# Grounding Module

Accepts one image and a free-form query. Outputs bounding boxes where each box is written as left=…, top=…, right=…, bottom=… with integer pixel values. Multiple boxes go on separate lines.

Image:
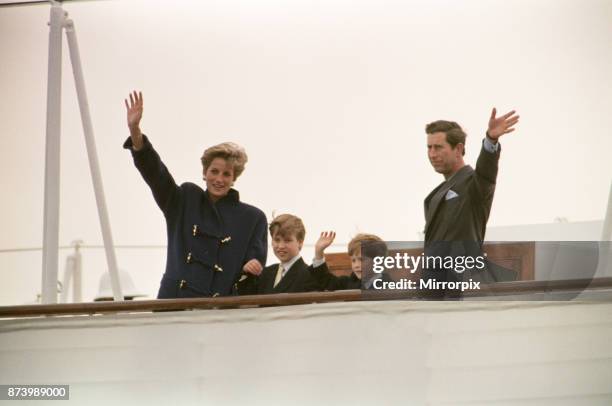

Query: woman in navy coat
left=123, top=91, right=267, bottom=298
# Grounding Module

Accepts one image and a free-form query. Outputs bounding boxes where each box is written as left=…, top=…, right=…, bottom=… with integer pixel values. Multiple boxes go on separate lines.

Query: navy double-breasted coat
left=124, top=135, right=268, bottom=298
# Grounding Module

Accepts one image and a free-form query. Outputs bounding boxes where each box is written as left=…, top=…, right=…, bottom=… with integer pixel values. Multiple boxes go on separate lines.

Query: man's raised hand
left=124, top=90, right=144, bottom=150
left=487, top=107, right=519, bottom=141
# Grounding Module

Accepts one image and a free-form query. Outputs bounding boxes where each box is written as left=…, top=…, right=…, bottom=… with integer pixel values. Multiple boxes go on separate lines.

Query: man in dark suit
left=422, top=108, right=519, bottom=285
left=237, top=214, right=318, bottom=294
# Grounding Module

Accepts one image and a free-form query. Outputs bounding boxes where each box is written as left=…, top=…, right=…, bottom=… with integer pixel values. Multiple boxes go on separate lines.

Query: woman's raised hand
left=124, top=90, right=144, bottom=150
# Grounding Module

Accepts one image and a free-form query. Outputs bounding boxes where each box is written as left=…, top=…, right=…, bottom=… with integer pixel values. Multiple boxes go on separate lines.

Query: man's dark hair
left=425, top=120, right=467, bottom=156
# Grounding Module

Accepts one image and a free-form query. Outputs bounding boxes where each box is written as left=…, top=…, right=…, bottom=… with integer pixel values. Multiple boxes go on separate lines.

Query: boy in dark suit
left=237, top=214, right=317, bottom=294
left=310, top=232, right=389, bottom=290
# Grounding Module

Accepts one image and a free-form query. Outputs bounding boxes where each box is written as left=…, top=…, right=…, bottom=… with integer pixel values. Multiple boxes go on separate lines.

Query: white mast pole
left=65, top=18, right=124, bottom=301
left=41, top=1, right=124, bottom=302
left=41, top=1, right=65, bottom=304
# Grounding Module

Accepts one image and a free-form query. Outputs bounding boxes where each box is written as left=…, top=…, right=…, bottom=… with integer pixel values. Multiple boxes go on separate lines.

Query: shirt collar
left=446, top=165, right=471, bottom=183
left=280, top=255, right=302, bottom=274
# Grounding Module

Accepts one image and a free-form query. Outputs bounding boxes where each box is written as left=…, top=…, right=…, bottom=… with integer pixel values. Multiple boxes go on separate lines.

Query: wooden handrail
left=1, top=277, right=611, bottom=319
left=0, top=290, right=362, bottom=318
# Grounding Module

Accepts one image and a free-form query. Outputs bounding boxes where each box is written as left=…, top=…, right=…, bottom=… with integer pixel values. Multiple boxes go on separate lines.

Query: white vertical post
left=41, top=2, right=65, bottom=304
left=597, top=181, right=612, bottom=279
left=72, top=240, right=83, bottom=302
left=59, top=255, right=74, bottom=303
left=602, top=181, right=612, bottom=241
left=59, top=241, right=83, bottom=303
left=65, top=19, right=123, bottom=301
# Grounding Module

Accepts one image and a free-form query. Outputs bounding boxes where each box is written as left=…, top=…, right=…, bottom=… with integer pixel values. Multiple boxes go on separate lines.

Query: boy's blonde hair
left=269, top=214, right=306, bottom=242
left=348, top=233, right=387, bottom=258
left=201, top=142, right=248, bottom=180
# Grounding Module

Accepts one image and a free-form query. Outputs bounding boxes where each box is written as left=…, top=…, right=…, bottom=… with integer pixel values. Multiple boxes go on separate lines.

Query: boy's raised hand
left=315, top=231, right=336, bottom=260
left=124, top=90, right=144, bottom=150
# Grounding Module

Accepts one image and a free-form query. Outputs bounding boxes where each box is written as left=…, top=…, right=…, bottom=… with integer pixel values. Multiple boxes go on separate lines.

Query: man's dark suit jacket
left=237, top=257, right=318, bottom=295
left=424, top=141, right=499, bottom=245
left=423, top=141, right=515, bottom=284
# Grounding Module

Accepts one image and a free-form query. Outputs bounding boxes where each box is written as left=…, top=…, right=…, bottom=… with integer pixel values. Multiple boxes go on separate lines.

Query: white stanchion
left=41, top=1, right=124, bottom=302
left=65, top=19, right=123, bottom=301
left=41, top=2, right=65, bottom=304
left=602, top=181, right=612, bottom=241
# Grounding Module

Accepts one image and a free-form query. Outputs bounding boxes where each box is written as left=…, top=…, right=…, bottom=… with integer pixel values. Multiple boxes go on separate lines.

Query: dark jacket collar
left=204, top=188, right=240, bottom=205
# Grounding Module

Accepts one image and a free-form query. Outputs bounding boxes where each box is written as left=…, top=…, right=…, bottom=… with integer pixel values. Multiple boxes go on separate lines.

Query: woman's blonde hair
left=201, top=142, right=248, bottom=180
